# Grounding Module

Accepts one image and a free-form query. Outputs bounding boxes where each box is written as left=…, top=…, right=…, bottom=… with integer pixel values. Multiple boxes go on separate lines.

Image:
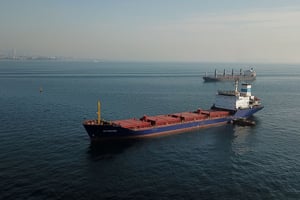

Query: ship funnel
left=241, top=83, right=251, bottom=96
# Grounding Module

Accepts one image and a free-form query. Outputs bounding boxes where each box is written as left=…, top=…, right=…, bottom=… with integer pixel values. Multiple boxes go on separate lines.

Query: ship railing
left=84, top=119, right=111, bottom=125
left=218, top=90, right=238, bottom=96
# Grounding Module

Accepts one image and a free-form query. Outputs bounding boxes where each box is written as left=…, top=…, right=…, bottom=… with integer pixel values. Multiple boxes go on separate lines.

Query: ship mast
left=97, top=101, right=101, bottom=124
left=234, top=79, right=239, bottom=93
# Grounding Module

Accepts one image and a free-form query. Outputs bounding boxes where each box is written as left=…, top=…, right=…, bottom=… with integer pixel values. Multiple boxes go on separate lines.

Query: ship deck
left=84, top=109, right=231, bottom=130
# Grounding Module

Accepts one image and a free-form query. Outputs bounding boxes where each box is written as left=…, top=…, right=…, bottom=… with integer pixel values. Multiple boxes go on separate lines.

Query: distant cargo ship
left=203, top=68, right=256, bottom=82
left=83, top=82, right=263, bottom=142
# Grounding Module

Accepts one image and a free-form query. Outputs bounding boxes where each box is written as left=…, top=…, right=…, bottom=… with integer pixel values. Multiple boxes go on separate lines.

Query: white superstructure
left=243, top=68, right=256, bottom=77
left=214, top=82, right=261, bottom=111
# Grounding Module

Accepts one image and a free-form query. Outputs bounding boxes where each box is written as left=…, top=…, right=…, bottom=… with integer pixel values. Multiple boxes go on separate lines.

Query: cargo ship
left=203, top=68, right=256, bottom=82
left=83, top=82, right=263, bottom=141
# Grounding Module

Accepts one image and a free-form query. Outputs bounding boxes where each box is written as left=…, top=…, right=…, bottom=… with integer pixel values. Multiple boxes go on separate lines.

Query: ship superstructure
left=214, top=82, right=260, bottom=110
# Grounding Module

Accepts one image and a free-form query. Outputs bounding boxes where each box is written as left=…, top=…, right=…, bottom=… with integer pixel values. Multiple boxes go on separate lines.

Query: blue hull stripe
left=85, top=117, right=229, bottom=140
left=233, top=106, right=264, bottom=118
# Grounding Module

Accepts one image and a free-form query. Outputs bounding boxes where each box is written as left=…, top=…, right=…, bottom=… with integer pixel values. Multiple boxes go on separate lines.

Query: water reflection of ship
left=231, top=116, right=261, bottom=155
left=87, top=140, right=139, bottom=160
left=203, top=68, right=256, bottom=82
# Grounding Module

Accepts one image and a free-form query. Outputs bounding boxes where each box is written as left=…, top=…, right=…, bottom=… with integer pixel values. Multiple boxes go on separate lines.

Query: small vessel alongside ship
left=232, top=118, right=256, bottom=126
left=203, top=68, right=256, bottom=82
left=83, top=82, right=263, bottom=142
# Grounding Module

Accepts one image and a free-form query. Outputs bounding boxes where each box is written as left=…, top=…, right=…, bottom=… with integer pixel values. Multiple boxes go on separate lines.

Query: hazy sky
left=1, top=0, right=300, bottom=63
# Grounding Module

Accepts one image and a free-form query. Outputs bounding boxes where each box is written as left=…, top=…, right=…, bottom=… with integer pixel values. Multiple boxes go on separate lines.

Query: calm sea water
left=0, top=61, right=299, bottom=199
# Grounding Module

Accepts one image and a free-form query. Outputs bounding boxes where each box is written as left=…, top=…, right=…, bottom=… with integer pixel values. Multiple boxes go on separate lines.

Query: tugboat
left=232, top=118, right=256, bottom=126
left=83, top=81, right=263, bottom=141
